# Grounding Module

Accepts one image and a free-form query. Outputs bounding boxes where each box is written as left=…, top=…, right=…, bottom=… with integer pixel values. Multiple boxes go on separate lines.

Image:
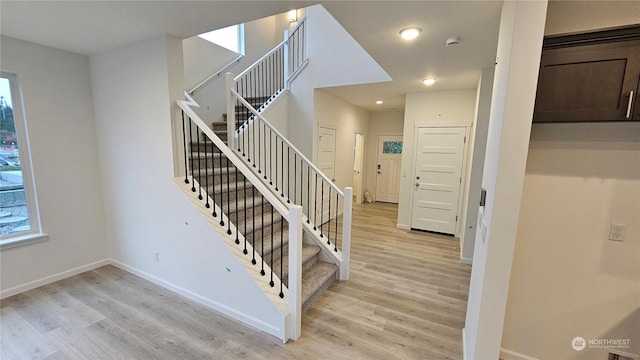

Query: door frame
left=353, top=133, right=365, bottom=204
left=374, top=133, right=403, bottom=202
left=409, top=125, right=470, bottom=237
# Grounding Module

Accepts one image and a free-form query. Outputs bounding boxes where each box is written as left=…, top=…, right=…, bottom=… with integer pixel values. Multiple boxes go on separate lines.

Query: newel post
left=287, top=205, right=303, bottom=340
left=340, top=187, right=353, bottom=280
left=283, top=29, right=290, bottom=88
left=225, top=73, right=236, bottom=151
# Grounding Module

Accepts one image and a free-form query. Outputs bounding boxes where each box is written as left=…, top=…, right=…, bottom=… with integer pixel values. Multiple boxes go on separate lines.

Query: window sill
left=0, top=233, right=49, bottom=250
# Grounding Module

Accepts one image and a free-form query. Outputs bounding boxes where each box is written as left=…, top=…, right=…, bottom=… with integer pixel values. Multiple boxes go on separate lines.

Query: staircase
left=192, top=121, right=338, bottom=312
left=174, top=14, right=351, bottom=341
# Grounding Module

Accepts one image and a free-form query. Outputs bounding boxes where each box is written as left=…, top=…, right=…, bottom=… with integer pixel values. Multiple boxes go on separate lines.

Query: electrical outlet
left=154, top=251, right=160, bottom=262
left=608, top=223, right=626, bottom=242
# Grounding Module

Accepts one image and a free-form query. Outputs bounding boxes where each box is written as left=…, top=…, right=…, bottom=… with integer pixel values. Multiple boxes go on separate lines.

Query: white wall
left=501, top=2, right=640, bottom=359
left=364, top=110, right=404, bottom=201
left=287, top=4, right=391, bottom=159
left=183, top=36, right=238, bottom=92
left=0, top=36, right=108, bottom=297
left=503, top=123, right=640, bottom=359
left=544, top=0, right=640, bottom=36
left=397, top=89, right=477, bottom=235
left=461, top=67, right=494, bottom=264
left=188, top=15, right=281, bottom=124
left=314, top=90, right=370, bottom=191
left=90, top=35, right=285, bottom=337
left=463, top=1, right=547, bottom=359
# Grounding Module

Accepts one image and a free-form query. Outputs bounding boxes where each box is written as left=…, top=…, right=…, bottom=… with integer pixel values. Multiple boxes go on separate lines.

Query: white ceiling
left=0, top=1, right=502, bottom=112
left=320, top=1, right=502, bottom=111
left=0, top=1, right=316, bottom=55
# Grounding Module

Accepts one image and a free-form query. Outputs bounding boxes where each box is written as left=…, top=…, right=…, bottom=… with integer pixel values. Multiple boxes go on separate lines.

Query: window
left=0, top=72, right=45, bottom=248
left=198, top=24, right=245, bottom=55
left=382, top=141, right=403, bottom=154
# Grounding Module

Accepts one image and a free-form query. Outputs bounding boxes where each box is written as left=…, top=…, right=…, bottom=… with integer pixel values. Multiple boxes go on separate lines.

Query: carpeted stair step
left=226, top=195, right=271, bottom=224
left=242, top=226, right=289, bottom=265
left=271, top=244, right=321, bottom=287
left=191, top=165, right=246, bottom=186
left=301, top=262, right=338, bottom=313
left=243, top=212, right=284, bottom=242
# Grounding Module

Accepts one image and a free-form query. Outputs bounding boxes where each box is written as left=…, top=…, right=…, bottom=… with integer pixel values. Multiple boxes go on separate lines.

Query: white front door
left=376, top=135, right=403, bottom=203
left=411, top=127, right=466, bottom=235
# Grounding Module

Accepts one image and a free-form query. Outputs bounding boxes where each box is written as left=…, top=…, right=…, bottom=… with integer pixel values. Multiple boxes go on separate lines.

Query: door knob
left=415, top=183, right=420, bottom=187
left=377, top=171, right=381, bottom=174
left=416, top=176, right=420, bottom=180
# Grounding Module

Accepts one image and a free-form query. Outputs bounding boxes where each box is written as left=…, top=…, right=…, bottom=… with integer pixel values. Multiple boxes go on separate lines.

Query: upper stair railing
left=176, top=94, right=303, bottom=341
left=225, top=16, right=352, bottom=280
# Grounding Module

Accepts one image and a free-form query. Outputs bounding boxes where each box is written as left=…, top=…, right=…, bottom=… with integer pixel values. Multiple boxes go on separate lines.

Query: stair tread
left=245, top=227, right=289, bottom=261
left=226, top=195, right=267, bottom=214
left=272, top=244, right=321, bottom=280
left=301, top=262, right=338, bottom=309
left=206, top=181, right=251, bottom=194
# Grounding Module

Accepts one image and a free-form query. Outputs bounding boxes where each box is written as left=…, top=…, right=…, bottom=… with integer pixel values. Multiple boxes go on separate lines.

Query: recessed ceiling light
left=423, top=78, right=436, bottom=86
left=399, top=27, right=422, bottom=40
left=376, top=100, right=384, bottom=105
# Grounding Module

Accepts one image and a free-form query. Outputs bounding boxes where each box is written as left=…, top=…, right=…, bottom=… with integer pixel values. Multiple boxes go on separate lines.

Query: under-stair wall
left=91, top=34, right=289, bottom=339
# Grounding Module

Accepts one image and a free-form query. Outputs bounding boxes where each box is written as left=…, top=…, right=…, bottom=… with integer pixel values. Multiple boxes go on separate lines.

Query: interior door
left=353, top=133, right=364, bottom=203
left=376, top=135, right=402, bottom=203
left=317, top=127, right=336, bottom=224
left=411, top=127, right=466, bottom=235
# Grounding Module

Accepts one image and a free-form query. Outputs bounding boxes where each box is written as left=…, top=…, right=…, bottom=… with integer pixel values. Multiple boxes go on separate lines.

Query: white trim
left=110, top=259, right=285, bottom=340
left=286, top=59, right=309, bottom=88
left=460, top=257, right=473, bottom=265
left=456, top=127, right=471, bottom=237
left=462, top=328, right=468, bottom=360
left=500, top=348, right=540, bottom=360
left=0, top=258, right=110, bottom=299
left=396, top=223, right=410, bottom=230
left=414, top=120, right=472, bottom=128
left=0, top=232, right=49, bottom=250
left=0, top=72, right=43, bottom=241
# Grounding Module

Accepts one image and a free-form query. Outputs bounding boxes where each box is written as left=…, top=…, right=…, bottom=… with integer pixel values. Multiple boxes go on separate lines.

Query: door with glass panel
left=375, top=135, right=403, bottom=203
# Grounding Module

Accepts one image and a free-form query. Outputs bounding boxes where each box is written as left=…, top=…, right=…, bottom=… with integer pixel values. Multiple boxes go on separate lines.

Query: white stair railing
left=224, top=16, right=351, bottom=280
left=177, top=93, right=303, bottom=340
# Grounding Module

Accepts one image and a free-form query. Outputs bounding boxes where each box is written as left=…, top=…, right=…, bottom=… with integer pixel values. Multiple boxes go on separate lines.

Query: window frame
left=0, top=71, right=47, bottom=249
left=198, top=23, right=245, bottom=56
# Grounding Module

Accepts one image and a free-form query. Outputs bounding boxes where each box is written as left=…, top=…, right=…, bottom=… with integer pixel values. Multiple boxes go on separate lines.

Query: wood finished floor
left=0, top=202, right=471, bottom=360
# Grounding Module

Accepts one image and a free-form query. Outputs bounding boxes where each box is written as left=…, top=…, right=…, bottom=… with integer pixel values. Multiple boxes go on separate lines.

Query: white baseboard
left=500, top=348, right=539, bottom=360
left=109, top=259, right=284, bottom=341
left=396, top=223, right=410, bottom=230
left=0, top=258, right=111, bottom=299
left=460, top=257, right=473, bottom=265
left=462, top=328, right=468, bottom=360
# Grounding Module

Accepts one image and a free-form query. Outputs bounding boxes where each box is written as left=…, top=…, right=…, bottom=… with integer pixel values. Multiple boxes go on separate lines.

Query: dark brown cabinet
left=533, top=25, right=640, bottom=123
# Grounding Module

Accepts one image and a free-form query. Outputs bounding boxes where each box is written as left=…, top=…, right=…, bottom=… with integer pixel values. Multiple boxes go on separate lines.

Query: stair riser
left=211, top=131, right=228, bottom=141
left=244, top=221, right=284, bottom=247
left=190, top=144, right=225, bottom=154
left=192, top=170, right=245, bottom=187
left=282, top=253, right=319, bottom=287
left=188, top=156, right=225, bottom=170
left=228, top=204, right=274, bottom=226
